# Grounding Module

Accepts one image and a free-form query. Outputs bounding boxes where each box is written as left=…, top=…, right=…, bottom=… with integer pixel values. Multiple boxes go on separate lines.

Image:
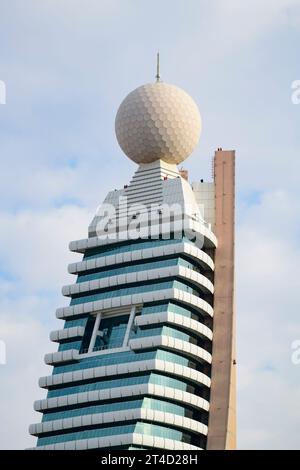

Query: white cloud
left=215, top=0, right=298, bottom=37
left=237, top=188, right=300, bottom=449
left=0, top=206, right=91, bottom=291
left=0, top=204, right=93, bottom=448
left=0, top=312, right=55, bottom=449
left=238, top=370, right=300, bottom=449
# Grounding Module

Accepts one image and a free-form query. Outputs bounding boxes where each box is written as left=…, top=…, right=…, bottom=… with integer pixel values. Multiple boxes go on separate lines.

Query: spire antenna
left=155, top=51, right=160, bottom=82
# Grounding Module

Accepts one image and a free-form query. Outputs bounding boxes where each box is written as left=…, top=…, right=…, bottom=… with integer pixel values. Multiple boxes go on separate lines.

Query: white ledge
left=50, top=326, right=85, bottom=343
left=44, top=349, right=79, bottom=366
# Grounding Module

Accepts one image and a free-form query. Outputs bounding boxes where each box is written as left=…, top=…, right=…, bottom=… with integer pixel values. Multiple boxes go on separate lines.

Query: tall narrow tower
left=29, top=77, right=236, bottom=450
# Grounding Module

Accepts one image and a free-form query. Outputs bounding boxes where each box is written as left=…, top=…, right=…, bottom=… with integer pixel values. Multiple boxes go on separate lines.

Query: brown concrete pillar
left=206, top=149, right=236, bottom=450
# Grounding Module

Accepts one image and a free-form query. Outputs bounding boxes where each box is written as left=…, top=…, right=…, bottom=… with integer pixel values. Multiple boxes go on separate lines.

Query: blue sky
left=0, top=0, right=300, bottom=449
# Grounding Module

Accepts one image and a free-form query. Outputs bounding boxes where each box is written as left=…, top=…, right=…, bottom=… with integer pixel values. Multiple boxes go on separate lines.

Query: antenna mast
left=155, top=52, right=160, bottom=82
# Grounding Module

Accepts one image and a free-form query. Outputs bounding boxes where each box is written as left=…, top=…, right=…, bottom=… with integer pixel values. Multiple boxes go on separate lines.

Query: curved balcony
left=69, top=219, right=217, bottom=255
left=56, top=288, right=213, bottom=321
left=29, top=432, right=202, bottom=450
left=68, top=241, right=214, bottom=275
left=135, top=311, right=213, bottom=341
left=129, top=335, right=212, bottom=365
left=34, top=383, right=209, bottom=414
left=62, top=265, right=214, bottom=298
left=39, top=358, right=211, bottom=390
left=30, top=407, right=208, bottom=438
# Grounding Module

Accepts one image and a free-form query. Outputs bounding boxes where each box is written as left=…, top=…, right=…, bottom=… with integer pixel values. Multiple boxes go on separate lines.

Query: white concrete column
left=88, top=312, right=102, bottom=353
left=123, top=306, right=136, bottom=347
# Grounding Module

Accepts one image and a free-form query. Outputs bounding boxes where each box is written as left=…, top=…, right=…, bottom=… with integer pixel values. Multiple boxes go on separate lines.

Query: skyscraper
left=29, top=73, right=236, bottom=450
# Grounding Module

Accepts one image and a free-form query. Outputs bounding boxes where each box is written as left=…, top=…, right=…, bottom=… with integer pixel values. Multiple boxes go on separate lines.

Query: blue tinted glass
left=52, top=350, right=156, bottom=375
left=142, top=397, right=186, bottom=416
left=134, top=422, right=196, bottom=442
left=130, top=325, right=196, bottom=344
left=52, top=347, right=194, bottom=375
left=48, top=374, right=150, bottom=398
left=149, top=373, right=192, bottom=392
left=37, top=424, right=136, bottom=446
left=94, top=314, right=129, bottom=350
left=76, top=257, right=199, bottom=284
left=156, top=349, right=195, bottom=367
left=43, top=399, right=143, bottom=422
left=63, top=318, right=88, bottom=329
left=70, top=281, right=173, bottom=306
left=58, top=341, right=82, bottom=352
left=47, top=372, right=194, bottom=399
left=141, top=302, right=201, bottom=320
left=77, top=259, right=178, bottom=283
left=42, top=397, right=192, bottom=423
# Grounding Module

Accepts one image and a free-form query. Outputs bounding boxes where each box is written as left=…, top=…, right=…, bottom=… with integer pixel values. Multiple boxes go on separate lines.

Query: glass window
left=63, top=318, right=88, bottom=329
left=47, top=372, right=198, bottom=399
left=134, top=422, right=198, bottom=444
left=43, top=399, right=143, bottom=422
left=94, top=314, right=129, bottom=351
left=77, top=258, right=178, bottom=283
left=47, top=374, right=151, bottom=398
left=52, top=350, right=156, bottom=375
left=130, top=325, right=203, bottom=346
left=141, top=301, right=204, bottom=322
left=58, top=341, right=82, bottom=352
left=37, top=424, right=136, bottom=446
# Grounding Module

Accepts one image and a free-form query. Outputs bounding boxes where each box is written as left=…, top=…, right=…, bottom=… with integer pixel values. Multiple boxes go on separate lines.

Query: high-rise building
left=29, top=73, right=236, bottom=450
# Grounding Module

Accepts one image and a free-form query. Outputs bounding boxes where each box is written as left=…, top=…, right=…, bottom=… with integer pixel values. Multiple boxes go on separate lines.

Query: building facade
left=29, top=79, right=236, bottom=450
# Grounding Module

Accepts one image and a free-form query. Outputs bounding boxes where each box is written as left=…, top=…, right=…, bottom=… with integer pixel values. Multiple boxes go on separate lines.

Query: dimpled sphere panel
left=115, top=82, right=201, bottom=165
